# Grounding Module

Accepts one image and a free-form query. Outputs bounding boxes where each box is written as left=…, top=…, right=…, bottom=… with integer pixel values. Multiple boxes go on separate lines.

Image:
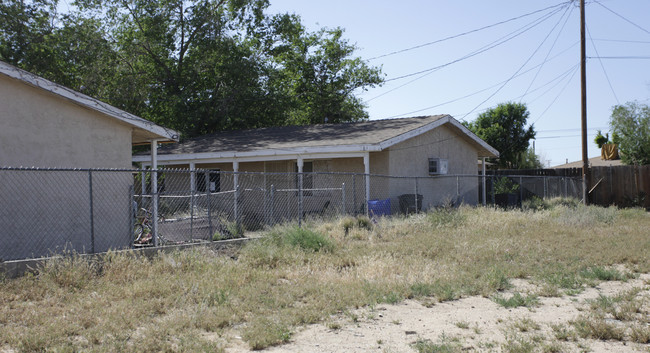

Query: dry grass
left=0, top=201, right=648, bottom=352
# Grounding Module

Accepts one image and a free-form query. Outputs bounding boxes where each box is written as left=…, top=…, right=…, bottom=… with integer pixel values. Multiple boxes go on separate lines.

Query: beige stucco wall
left=387, top=125, right=480, bottom=208
left=0, top=74, right=133, bottom=168
left=0, top=75, right=136, bottom=259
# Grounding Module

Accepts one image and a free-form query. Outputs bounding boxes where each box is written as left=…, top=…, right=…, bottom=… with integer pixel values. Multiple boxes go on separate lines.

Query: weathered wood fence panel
left=589, top=165, right=650, bottom=208
left=487, top=166, right=650, bottom=208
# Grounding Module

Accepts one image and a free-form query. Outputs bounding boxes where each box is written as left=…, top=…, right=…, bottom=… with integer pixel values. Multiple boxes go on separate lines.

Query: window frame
left=428, top=158, right=448, bottom=175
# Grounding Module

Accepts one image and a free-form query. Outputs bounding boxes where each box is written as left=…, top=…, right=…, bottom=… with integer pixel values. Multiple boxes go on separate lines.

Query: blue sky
left=268, top=0, right=650, bottom=167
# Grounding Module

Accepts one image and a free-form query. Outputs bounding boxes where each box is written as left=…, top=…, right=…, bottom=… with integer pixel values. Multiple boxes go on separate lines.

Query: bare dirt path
left=226, top=274, right=650, bottom=353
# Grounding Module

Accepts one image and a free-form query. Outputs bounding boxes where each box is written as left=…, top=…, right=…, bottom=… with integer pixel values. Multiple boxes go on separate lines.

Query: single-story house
left=133, top=115, right=498, bottom=224
left=0, top=60, right=179, bottom=260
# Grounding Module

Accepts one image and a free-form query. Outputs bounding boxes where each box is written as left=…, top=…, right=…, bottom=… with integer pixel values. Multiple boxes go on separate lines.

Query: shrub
left=492, top=293, right=539, bottom=309
left=521, top=196, right=548, bottom=211
left=282, top=227, right=335, bottom=253
left=427, top=207, right=465, bottom=228
left=494, top=177, right=520, bottom=194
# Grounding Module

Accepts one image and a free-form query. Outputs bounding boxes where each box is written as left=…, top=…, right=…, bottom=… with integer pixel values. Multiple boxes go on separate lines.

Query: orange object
left=601, top=144, right=619, bottom=160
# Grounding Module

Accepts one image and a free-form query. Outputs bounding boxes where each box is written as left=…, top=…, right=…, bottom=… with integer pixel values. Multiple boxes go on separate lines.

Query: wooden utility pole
left=580, top=0, right=589, bottom=205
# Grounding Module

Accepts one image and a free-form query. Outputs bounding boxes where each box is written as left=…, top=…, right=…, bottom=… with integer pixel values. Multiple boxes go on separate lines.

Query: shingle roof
left=154, top=115, right=498, bottom=157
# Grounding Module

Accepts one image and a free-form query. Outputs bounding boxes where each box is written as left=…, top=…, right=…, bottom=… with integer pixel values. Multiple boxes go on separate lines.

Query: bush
left=275, top=226, right=335, bottom=253
left=522, top=196, right=548, bottom=211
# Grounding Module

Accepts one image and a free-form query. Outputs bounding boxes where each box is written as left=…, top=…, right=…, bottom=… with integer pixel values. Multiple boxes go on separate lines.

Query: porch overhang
left=133, top=148, right=373, bottom=167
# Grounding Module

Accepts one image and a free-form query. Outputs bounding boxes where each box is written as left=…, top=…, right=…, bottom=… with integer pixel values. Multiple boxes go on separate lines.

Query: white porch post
left=364, top=152, right=370, bottom=216
left=482, top=157, right=487, bottom=206
left=189, top=162, right=196, bottom=192
left=233, top=160, right=240, bottom=227
left=151, top=139, right=159, bottom=247
left=297, top=156, right=304, bottom=227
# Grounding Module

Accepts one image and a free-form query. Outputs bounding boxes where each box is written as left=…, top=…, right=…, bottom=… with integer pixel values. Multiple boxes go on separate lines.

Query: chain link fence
left=1, top=167, right=582, bottom=261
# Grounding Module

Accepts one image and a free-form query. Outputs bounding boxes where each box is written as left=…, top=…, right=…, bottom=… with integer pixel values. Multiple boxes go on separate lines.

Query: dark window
left=428, top=158, right=448, bottom=175
left=428, top=159, right=439, bottom=175
left=196, top=169, right=220, bottom=192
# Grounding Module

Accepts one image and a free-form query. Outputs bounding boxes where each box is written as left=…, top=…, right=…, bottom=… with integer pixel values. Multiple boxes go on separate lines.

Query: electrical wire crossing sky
left=268, top=0, right=650, bottom=167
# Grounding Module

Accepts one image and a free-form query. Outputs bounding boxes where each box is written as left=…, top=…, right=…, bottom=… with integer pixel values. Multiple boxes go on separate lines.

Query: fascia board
left=377, top=115, right=500, bottom=158
left=0, top=61, right=179, bottom=142
left=137, top=152, right=369, bottom=167
left=132, top=145, right=381, bottom=163
left=378, top=115, right=451, bottom=150
left=446, top=118, right=500, bottom=157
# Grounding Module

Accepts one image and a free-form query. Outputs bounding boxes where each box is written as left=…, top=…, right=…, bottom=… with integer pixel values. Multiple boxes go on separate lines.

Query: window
left=428, top=158, right=448, bottom=175
left=295, top=161, right=313, bottom=196
left=196, top=169, right=220, bottom=192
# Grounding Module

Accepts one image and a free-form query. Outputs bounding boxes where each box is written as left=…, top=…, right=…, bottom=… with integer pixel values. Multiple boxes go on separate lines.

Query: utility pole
left=580, top=0, right=589, bottom=205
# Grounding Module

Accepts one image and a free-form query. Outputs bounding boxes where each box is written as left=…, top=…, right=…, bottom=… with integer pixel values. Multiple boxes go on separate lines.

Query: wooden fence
left=487, top=165, right=650, bottom=208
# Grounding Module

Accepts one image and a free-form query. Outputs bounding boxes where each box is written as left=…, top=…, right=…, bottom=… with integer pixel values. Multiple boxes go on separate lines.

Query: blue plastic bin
left=368, top=198, right=391, bottom=217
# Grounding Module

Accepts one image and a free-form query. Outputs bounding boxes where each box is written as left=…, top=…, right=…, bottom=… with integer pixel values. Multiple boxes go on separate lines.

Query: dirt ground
left=226, top=273, right=650, bottom=353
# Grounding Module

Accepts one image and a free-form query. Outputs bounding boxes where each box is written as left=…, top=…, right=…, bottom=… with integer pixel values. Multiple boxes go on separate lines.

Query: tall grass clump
left=550, top=203, right=617, bottom=226
left=36, top=252, right=100, bottom=291
left=426, top=205, right=466, bottom=228
left=272, top=226, right=335, bottom=253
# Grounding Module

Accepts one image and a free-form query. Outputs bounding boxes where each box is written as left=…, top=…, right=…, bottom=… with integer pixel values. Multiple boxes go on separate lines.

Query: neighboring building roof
left=551, top=156, right=624, bottom=169
left=135, top=115, right=498, bottom=162
left=0, top=60, right=179, bottom=144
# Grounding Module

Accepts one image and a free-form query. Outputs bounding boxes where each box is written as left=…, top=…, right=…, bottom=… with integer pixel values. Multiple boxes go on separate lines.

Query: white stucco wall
left=0, top=74, right=133, bottom=168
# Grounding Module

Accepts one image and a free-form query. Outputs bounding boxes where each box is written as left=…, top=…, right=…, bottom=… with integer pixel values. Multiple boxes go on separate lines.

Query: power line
left=525, top=63, right=579, bottom=105
left=591, top=38, right=650, bottom=44
left=380, top=43, right=579, bottom=119
left=594, top=1, right=650, bottom=36
left=367, top=11, right=567, bottom=103
left=521, top=3, right=574, bottom=100
left=587, top=56, right=650, bottom=60
left=382, top=5, right=567, bottom=83
left=460, top=3, right=573, bottom=121
left=537, top=126, right=605, bottom=133
left=366, top=1, right=572, bottom=61
left=586, top=25, right=619, bottom=104
left=531, top=63, right=579, bottom=124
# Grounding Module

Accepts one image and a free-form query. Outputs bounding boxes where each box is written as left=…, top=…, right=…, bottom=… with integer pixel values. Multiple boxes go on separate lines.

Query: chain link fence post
left=205, top=171, right=212, bottom=240
left=520, top=176, right=523, bottom=205
left=341, top=182, right=346, bottom=214
left=270, top=184, right=275, bottom=225
left=298, top=172, right=303, bottom=228
left=88, top=170, right=95, bottom=254
left=414, top=177, right=419, bottom=214
left=129, top=184, right=135, bottom=248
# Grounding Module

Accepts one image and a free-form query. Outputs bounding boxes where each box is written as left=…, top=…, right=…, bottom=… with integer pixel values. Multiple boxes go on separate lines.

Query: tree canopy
left=0, top=0, right=383, bottom=139
left=609, top=101, right=650, bottom=166
left=464, top=102, right=537, bottom=169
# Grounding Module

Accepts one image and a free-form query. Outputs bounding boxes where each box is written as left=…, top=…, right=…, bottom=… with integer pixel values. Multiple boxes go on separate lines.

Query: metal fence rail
left=0, top=167, right=582, bottom=261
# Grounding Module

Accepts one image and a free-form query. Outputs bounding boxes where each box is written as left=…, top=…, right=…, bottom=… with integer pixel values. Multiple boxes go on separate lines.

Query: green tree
left=267, top=16, right=383, bottom=124
left=0, top=0, right=383, bottom=139
left=609, top=101, right=650, bottom=166
left=464, top=102, right=536, bottom=169
left=515, top=147, right=544, bottom=169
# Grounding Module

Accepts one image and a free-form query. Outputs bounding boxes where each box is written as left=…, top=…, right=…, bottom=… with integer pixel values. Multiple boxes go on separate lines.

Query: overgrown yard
left=1, top=199, right=648, bottom=352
